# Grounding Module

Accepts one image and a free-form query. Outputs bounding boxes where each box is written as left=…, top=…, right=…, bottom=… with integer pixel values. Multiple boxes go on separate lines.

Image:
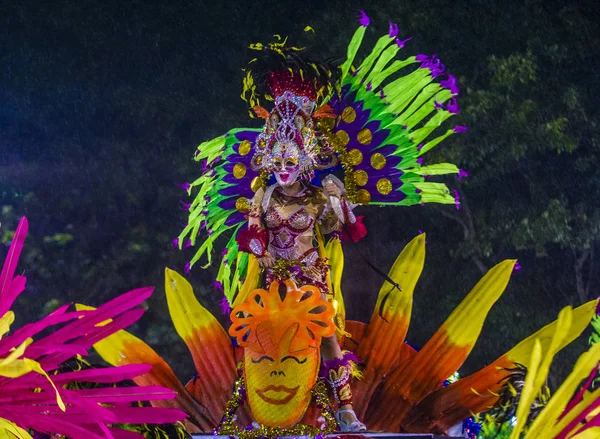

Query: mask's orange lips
left=256, top=385, right=299, bottom=405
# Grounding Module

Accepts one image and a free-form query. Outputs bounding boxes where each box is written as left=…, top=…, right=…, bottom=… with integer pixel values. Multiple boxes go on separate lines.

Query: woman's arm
left=319, top=182, right=367, bottom=242
left=318, top=183, right=344, bottom=234
left=239, top=187, right=275, bottom=268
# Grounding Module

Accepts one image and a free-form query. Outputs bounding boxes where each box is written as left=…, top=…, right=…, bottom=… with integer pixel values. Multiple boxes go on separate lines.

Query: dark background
left=1, top=0, right=599, bottom=388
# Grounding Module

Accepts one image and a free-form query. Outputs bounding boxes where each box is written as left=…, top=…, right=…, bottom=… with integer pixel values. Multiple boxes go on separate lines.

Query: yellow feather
left=509, top=339, right=543, bottom=439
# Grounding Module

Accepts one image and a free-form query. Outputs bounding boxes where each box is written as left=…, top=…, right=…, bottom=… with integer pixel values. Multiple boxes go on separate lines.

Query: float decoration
left=504, top=307, right=600, bottom=439
left=91, top=235, right=598, bottom=436
left=0, top=217, right=186, bottom=439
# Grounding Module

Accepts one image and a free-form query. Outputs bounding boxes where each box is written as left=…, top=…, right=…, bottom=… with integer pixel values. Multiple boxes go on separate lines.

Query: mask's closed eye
left=251, top=356, right=275, bottom=364
left=281, top=356, right=307, bottom=364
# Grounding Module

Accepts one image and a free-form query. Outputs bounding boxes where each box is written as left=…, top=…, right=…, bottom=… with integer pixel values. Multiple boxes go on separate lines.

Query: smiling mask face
left=244, top=323, right=319, bottom=427
left=271, top=141, right=301, bottom=187
left=229, top=281, right=335, bottom=428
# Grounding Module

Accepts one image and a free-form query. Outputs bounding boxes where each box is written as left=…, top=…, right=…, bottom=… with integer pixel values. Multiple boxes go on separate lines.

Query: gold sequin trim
left=356, top=189, right=371, bottom=204
left=235, top=197, right=249, bottom=213
left=233, top=163, right=247, bottom=179
left=370, top=153, right=386, bottom=170
left=347, top=149, right=363, bottom=166
left=250, top=176, right=263, bottom=192
left=335, top=130, right=350, bottom=147
left=238, top=140, right=251, bottom=156
left=377, top=178, right=393, bottom=195
left=341, top=107, right=356, bottom=123
left=354, top=170, right=368, bottom=186
left=357, top=128, right=372, bottom=145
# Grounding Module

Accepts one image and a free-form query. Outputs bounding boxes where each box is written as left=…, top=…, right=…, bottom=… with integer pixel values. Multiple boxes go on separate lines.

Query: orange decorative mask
left=229, top=281, right=335, bottom=427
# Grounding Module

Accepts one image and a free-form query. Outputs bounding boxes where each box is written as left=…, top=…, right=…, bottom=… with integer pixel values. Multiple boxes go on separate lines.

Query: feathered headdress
left=242, top=37, right=340, bottom=180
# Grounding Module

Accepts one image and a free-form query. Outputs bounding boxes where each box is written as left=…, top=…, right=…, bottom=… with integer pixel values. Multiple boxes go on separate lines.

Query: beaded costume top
left=259, top=184, right=339, bottom=261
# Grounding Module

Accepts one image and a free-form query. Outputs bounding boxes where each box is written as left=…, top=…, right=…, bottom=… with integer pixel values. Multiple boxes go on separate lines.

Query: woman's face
left=271, top=142, right=301, bottom=187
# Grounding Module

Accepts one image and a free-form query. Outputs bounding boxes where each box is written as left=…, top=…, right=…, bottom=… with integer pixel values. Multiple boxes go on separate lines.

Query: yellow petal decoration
left=354, top=234, right=425, bottom=418
left=407, top=299, right=597, bottom=432
left=86, top=303, right=214, bottom=430
left=325, top=236, right=346, bottom=334
left=0, top=313, right=66, bottom=412
left=369, top=259, right=516, bottom=430
left=165, top=268, right=237, bottom=423
left=509, top=339, right=543, bottom=439
left=571, top=428, right=600, bottom=439
left=0, top=312, right=15, bottom=339
left=526, top=340, right=600, bottom=439
left=0, top=418, right=33, bottom=439
left=233, top=255, right=261, bottom=308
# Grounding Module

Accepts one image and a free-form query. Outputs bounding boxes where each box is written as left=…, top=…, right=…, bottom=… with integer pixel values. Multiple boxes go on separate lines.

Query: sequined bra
left=264, top=205, right=315, bottom=261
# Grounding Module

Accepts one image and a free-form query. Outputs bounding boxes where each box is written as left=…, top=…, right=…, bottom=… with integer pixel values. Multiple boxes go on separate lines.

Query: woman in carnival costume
left=177, top=11, right=465, bottom=432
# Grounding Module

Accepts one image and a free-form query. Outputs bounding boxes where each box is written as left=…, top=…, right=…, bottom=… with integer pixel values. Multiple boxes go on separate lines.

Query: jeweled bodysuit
left=254, top=184, right=340, bottom=293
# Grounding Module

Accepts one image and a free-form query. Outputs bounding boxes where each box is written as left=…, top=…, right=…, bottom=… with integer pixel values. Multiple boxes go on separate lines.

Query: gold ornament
left=238, top=140, right=251, bottom=156
left=357, top=128, right=373, bottom=145
left=370, top=153, right=386, bottom=170
left=377, top=178, right=393, bottom=195
left=233, top=163, right=247, bottom=179
left=335, top=130, right=350, bottom=147
left=250, top=176, right=263, bottom=192
left=347, top=149, right=364, bottom=166
left=235, top=197, right=249, bottom=213
left=354, top=170, right=368, bottom=186
left=216, top=374, right=337, bottom=439
left=317, top=117, right=335, bottom=131
left=256, top=139, right=267, bottom=151
left=341, top=106, right=357, bottom=123
left=356, top=189, right=372, bottom=204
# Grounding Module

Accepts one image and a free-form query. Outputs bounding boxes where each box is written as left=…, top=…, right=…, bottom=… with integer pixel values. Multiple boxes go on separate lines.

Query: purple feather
left=173, top=181, right=190, bottom=192
left=178, top=200, right=191, bottom=211
left=357, top=10, right=370, bottom=27
left=395, top=37, right=412, bottom=48
left=219, top=297, right=231, bottom=316
left=416, top=54, right=446, bottom=78
left=440, top=74, right=460, bottom=95
left=447, top=97, right=460, bottom=114
left=453, top=189, right=461, bottom=210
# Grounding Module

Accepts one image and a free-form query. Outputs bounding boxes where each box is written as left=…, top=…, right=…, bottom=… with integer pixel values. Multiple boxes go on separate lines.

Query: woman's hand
left=323, top=183, right=343, bottom=199
left=257, top=253, right=275, bottom=269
